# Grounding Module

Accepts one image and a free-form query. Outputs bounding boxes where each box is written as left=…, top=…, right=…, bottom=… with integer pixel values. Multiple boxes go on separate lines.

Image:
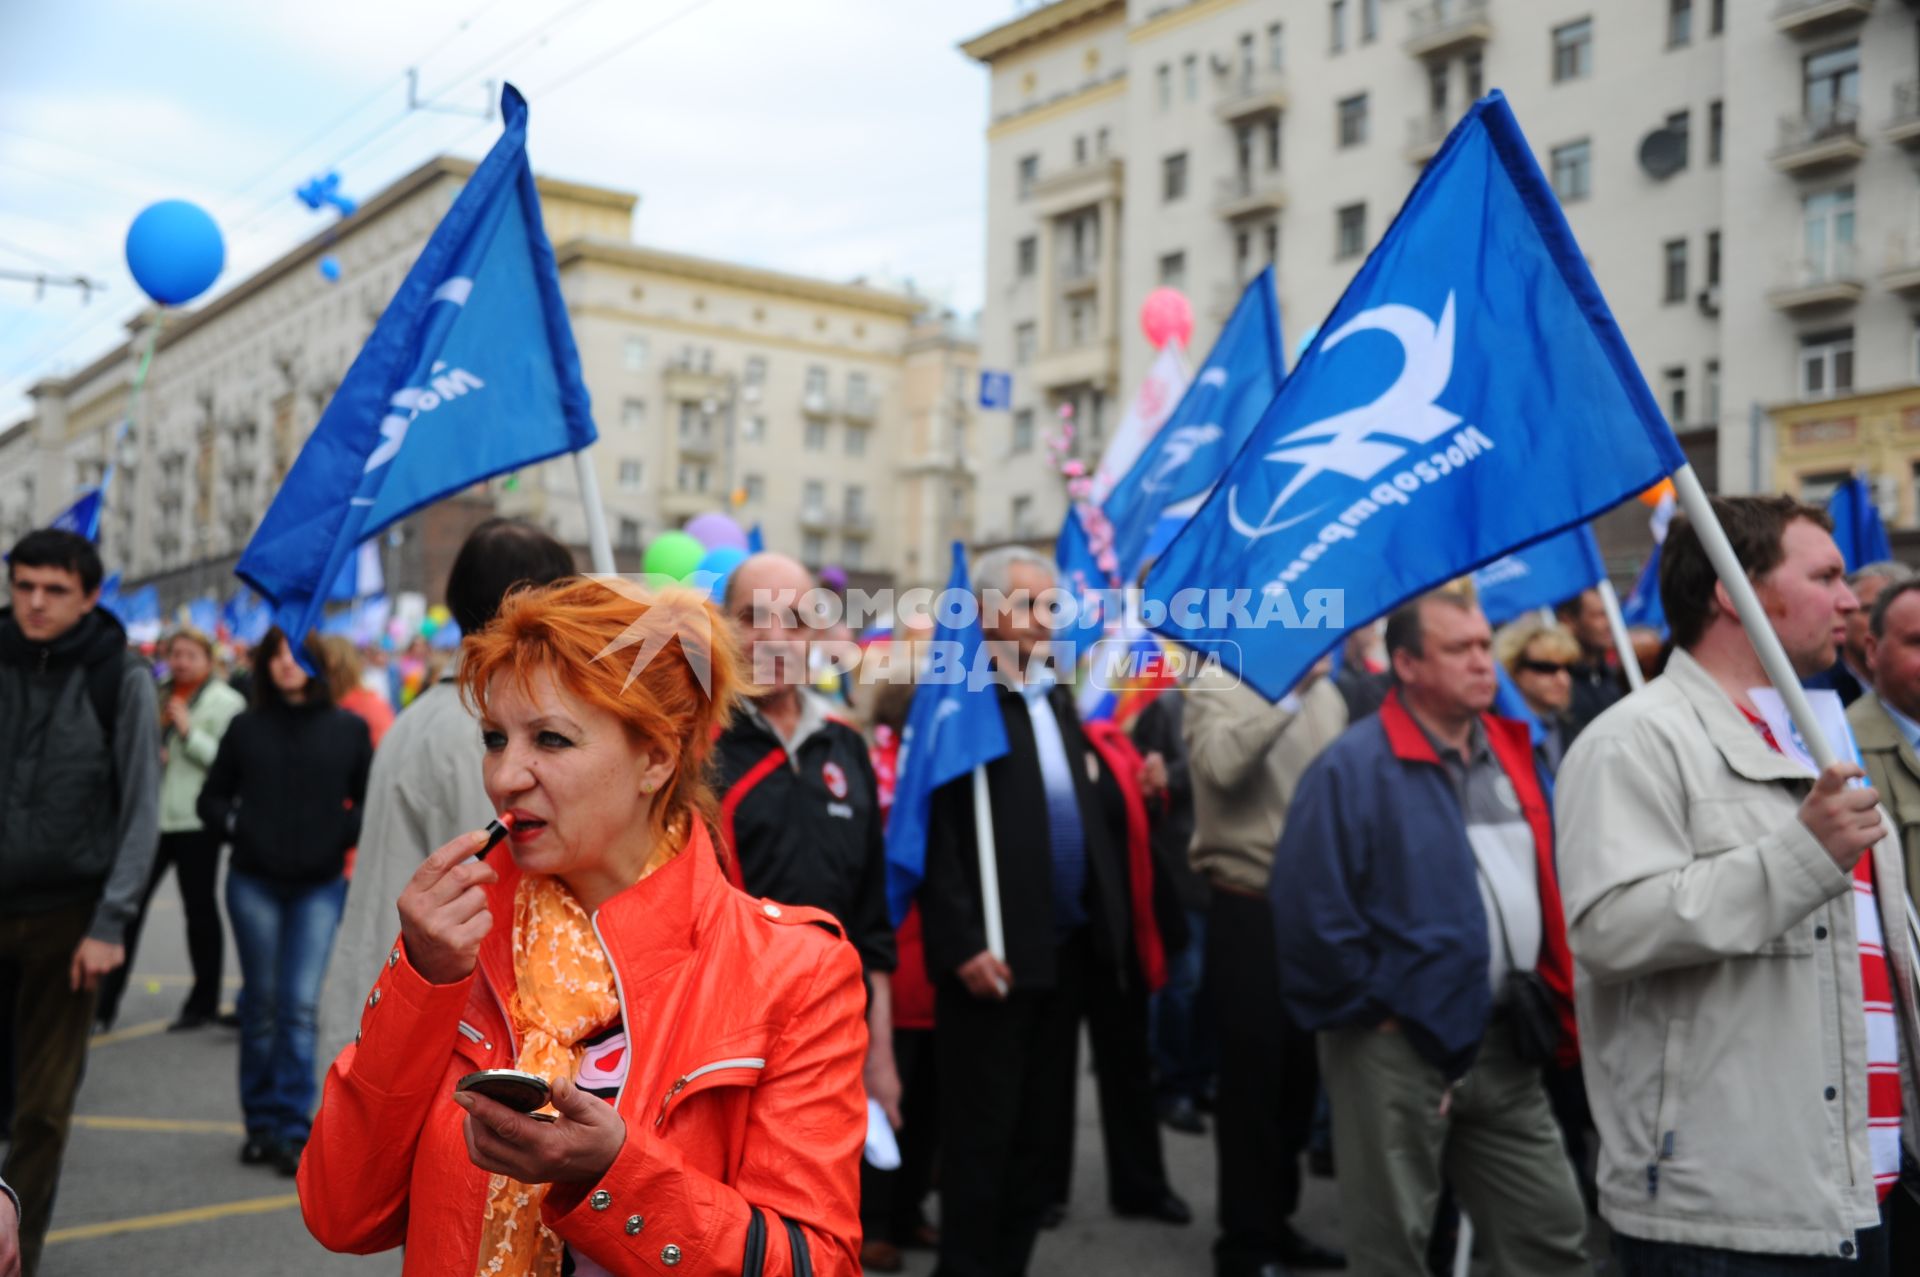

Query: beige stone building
left=0, top=156, right=979, bottom=605
left=963, top=0, right=1920, bottom=569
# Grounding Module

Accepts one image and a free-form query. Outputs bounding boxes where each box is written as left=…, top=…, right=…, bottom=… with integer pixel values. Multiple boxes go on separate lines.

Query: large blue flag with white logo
left=237, top=83, right=595, bottom=650
left=1827, top=474, right=1891, bottom=571
left=1471, top=523, right=1605, bottom=625
left=1145, top=92, right=1684, bottom=700
left=51, top=487, right=104, bottom=542
left=884, top=542, right=1010, bottom=926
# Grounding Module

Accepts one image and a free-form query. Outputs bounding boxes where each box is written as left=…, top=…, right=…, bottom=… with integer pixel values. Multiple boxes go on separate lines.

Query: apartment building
left=964, top=0, right=1920, bottom=568
left=0, top=156, right=980, bottom=605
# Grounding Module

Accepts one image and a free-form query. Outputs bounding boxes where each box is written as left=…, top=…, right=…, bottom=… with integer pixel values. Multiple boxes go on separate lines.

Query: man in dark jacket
left=1555, top=587, right=1626, bottom=735
left=1273, top=591, right=1587, bottom=1276
left=0, top=529, right=159, bottom=1276
left=920, top=547, right=1184, bottom=1277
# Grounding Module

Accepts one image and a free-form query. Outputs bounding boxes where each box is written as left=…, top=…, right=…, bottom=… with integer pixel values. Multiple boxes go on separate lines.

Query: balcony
left=1214, top=167, right=1287, bottom=220
left=842, top=395, right=877, bottom=424
left=663, top=364, right=727, bottom=404
left=1405, top=0, right=1492, bottom=60
left=1773, top=0, right=1874, bottom=38
left=1771, top=104, right=1866, bottom=174
left=1888, top=81, right=1920, bottom=148
left=801, top=390, right=835, bottom=418
left=1406, top=111, right=1451, bottom=164
left=841, top=509, right=873, bottom=538
left=1767, top=244, right=1865, bottom=312
left=676, top=428, right=718, bottom=459
left=1214, top=68, right=1288, bottom=123
left=1058, top=256, right=1101, bottom=296
left=660, top=489, right=712, bottom=521
left=798, top=505, right=834, bottom=532
left=1030, top=157, right=1123, bottom=219
left=1032, top=340, right=1118, bottom=393
left=1881, top=232, right=1920, bottom=296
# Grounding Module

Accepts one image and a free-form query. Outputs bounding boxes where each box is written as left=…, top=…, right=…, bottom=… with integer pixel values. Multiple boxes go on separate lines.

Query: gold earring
left=641, top=779, right=657, bottom=795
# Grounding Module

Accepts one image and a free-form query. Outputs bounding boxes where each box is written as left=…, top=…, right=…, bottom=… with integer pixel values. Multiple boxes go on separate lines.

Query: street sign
left=978, top=369, right=1012, bottom=410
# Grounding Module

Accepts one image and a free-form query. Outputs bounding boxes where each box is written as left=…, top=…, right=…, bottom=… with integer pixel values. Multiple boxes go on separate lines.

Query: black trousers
left=933, top=932, right=1089, bottom=1277
left=95, top=829, right=225, bottom=1027
left=1208, top=885, right=1317, bottom=1271
left=1614, top=1200, right=1889, bottom=1275
left=860, top=1026, right=939, bottom=1245
left=1042, top=936, right=1171, bottom=1212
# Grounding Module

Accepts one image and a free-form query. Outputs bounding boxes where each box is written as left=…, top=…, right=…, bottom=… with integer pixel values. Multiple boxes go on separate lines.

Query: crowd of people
left=1, top=493, right=1919, bottom=1276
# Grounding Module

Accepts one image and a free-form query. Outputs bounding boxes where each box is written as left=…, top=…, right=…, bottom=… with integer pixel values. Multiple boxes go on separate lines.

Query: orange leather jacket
left=298, top=821, right=869, bottom=1275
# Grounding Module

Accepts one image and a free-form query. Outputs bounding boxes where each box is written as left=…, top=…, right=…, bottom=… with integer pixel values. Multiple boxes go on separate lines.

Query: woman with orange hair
left=298, top=578, right=869, bottom=1276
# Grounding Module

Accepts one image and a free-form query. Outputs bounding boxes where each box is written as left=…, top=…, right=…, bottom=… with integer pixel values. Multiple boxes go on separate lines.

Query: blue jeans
left=1149, top=906, right=1215, bottom=1103
left=225, top=869, right=347, bottom=1144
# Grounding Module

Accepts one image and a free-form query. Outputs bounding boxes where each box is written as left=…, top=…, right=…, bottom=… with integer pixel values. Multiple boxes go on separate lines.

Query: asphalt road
left=31, top=887, right=1349, bottom=1276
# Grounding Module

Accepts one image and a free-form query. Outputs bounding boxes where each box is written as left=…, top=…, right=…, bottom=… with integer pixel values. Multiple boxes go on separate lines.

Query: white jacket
left=1556, top=648, right=1920, bottom=1257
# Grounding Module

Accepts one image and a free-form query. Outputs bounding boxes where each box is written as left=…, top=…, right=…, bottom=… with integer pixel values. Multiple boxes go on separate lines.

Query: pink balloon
left=1140, top=287, right=1194, bottom=350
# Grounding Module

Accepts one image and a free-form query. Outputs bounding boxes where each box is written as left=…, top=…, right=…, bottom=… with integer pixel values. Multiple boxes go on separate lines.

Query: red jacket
left=298, top=821, right=869, bottom=1275
left=1082, top=719, right=1169, bottom=994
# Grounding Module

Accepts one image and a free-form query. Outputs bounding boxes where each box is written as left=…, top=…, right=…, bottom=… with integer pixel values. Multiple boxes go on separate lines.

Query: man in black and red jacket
left=714, top=554, right=900, bottom=1163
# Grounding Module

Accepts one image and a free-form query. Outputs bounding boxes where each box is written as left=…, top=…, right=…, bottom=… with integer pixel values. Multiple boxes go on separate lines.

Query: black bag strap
left=782, top=1217, right=813, bottom=1277
left=742, top=1206, right=766, bottom=1277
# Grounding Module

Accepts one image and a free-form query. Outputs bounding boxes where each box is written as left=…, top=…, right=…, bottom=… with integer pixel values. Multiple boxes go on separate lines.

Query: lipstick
left=478, top=812, right=516, bottom=860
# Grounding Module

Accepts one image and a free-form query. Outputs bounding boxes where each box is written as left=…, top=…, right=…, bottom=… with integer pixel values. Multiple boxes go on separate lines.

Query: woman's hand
left=397, top=831, right=498, bottom=985
left=455, top=1075, right=626, bottom=1185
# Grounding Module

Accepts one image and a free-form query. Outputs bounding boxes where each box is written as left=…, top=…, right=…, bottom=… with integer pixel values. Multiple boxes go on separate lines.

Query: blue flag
left=1058, top=268, right=1284, bottom=613
left=187, top=596, right=220, bottom=637
left=1826, top=474, right=1891, bottom=572
left=1471, top=524, right=1605, bottom=626
left=51, top=487, right=104, bottom=542
left=1144, top=92, right=1685, bottom=700
left=883, top=542, right=1010, bottom=926
left=1621, top=542, right=1667, bottom=636
left=747, top=523, right=765, bottom=554
left=237, top=83, right=596, bottom=654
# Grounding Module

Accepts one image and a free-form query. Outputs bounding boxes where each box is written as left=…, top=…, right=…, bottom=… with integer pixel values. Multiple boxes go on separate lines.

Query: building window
left=743, top=474, right=764, bottom=504
left=1553, top=18, right=1592, bottom=82
left=805, top=420, right=828, bottom=451
left=1711, top=0, right=1725, bottom=35
left=1073, top=134, right=1087, bottom=166
left=1237, top=33, right=1255, bottom=85
left=1336, top=203, right=1367, bottom=259
left=1668, top=0, right=1692, bottom=48
left=1428, top=61, right=1450, bottom=114
left=1662, top=239, right=1688, bottom=303
left=805, top=365, right=828, bottom=399
left=743, top=354, right=767, bottom=388
left=1666, top=109, right=1691, bottom=169
left=1706, top=229, right=1721, bottom=288
left=1267, top=22, right=1284, bottom=70
left=1017, top=154, right=1038, bottom=199
left=1803, top=186, right=1856, bottom=282
left=1551, top=140, right=1592, bottom=201
left=1464, top=51, right=1484, bottom=100
left=845, top=427, right=867, bottom=457
left=621, top=398, right=646, bottom=429
left=1337, top=93, right=1368, bottom=148
left=1800, top=470, right=1850, bottom=504
left=1163, top=152, right=1189, bottom=202
left=623, top=335, right=649, bottom=372
left=1330, top=0, right=1347, bottom=53
left=1012, top=409, right=1035, bottom=452
left=617, top=518, right=642, bottom=551
left=1805, top=43, right=1860, bottom=129
left=1708, top=100, right=1723, bottom=165
left=1703, top=359, right=1721, bottom=423
left=1096, top=127, right=1109, bottom=155
left=1361, top=0, right=1379, bottom=43
left=1012, top=494, right=1033, bottom=536
left=1015, top=323, right=1037, bottom=365
left=846, top=371, right=870, bottom=411
left=1183, top=54, right=1198, bottom=100
left=618, top=459, right=643, bottom=491
left=1159, top=251, right=1187, bottom=289
left=1156, top=63, right=1172, bottom=110
left=742, top=415, right=766, bottom=443
left=1800, top=328, right=1855, bottom=399
left=1662, top=366, right=1688, bottom=425
left=1016, top=236, right=1037, bottom=279
left=801, top=533, right=825, bottom=564
left=803, top=480, right=825, bottom=513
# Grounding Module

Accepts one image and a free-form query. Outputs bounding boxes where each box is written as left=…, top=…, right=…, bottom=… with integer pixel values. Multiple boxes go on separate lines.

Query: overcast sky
left=0, top=0, right=1015, bottom=422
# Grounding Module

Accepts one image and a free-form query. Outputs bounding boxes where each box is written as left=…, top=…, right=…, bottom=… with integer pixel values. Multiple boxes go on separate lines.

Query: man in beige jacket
left=1183, top=659, right=1347, bottom=1276
left=1558, top=495, right=1920, bottom=1272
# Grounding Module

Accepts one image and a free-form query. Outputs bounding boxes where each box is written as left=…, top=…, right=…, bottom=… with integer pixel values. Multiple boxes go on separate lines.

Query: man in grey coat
left=315, top=518, right=574, bottom=1073
left=0, top=529, right=159, bottom=1276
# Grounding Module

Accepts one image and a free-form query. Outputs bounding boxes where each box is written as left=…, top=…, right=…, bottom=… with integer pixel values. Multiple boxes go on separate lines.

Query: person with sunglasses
left=1494, top=619, right=1584, bottom=779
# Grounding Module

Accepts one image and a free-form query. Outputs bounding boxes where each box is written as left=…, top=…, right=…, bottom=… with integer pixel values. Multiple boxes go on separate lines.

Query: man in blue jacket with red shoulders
left=1272, top=590, right=1589, bottom=1275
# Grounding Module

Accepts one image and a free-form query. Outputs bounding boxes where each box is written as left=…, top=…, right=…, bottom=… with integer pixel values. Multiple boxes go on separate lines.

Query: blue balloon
left=319, top=255, right=342, bottom=282
left=695, top=545, right=748, bottom=601
left=125, top=200, right=224, bottom=306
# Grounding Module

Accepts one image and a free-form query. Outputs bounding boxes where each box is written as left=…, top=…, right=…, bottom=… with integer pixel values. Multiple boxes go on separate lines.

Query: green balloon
left=643, top=530, right=706, bottom=581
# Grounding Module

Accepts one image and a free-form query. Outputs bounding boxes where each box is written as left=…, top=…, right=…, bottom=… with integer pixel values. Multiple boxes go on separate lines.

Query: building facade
left=964, top=0, right=1920, bottom=573
left=0, top=157, right=979, bottom=610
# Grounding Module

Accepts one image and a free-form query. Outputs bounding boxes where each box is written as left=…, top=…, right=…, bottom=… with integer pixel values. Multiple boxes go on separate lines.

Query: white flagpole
left=971, top=764, right=1009, bottom=993
left=1670, top=464, right=1835, bottom=767
left=1596, top=577, right=1646, bottom=692
left=572, top=449, right=616, bottom=575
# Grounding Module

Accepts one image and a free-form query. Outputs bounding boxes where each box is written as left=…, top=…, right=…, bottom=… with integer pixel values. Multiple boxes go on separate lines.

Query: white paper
left=863, top=1097, right=901, bottom=1170
left=1747, top=687, right=1862, bottom=776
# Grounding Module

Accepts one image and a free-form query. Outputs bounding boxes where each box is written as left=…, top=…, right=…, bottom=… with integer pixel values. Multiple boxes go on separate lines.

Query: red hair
left=458, top=577, right=744, bottom=854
